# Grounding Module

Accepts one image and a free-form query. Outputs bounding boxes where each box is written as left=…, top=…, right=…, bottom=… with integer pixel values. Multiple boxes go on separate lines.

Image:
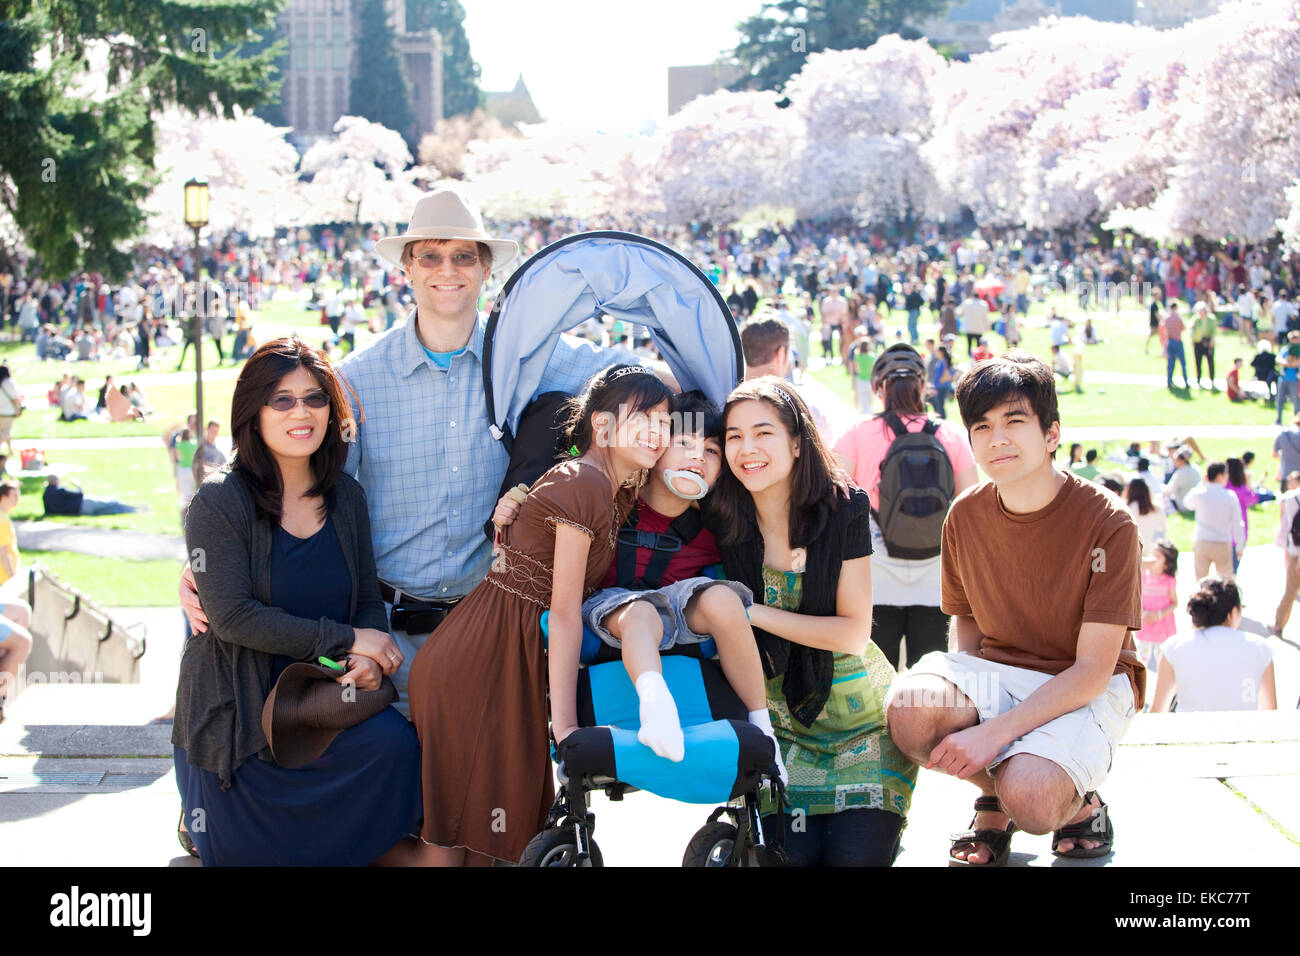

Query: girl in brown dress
left=407, top=365, right=674, bottom=865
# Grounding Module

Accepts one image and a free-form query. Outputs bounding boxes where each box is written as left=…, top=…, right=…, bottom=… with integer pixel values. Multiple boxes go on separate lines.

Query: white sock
left=749, top=709, right=788, bottom=785
left=635, top=671, right=684, bottom=762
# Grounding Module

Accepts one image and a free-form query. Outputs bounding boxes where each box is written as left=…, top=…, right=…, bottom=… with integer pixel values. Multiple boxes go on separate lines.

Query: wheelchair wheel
left=518, top=827, right=604, bottom=867
left=682, top=821, right=740, bottom=867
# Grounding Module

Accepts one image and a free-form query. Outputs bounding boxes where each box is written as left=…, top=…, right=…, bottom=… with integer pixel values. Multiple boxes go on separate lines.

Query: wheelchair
left=521, top=616, right=786, bottom=867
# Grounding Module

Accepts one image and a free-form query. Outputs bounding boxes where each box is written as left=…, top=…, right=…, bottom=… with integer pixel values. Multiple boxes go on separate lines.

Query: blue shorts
left=582, top=577, right=752, bottom=650
left=0, top=617, right=14, bottom=643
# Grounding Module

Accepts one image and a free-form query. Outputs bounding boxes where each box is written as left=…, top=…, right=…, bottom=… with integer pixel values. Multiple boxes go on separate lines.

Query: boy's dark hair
left=669, top=390, right=722, bottom=442
left=1085, top=448, right=1098, bottom=464
left=739, top=317, right=789, bottom=368
left=1186, top=576, right=1241, bottom=628
left=1138, top=456, right=1150, bottom=471
left=1205, top=461, right=1226, bottom=482
left=954, top=349, right=1060, bottom=439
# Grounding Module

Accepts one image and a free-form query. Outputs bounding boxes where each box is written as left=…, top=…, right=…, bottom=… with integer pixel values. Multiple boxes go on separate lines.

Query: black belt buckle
left=390, top=601, right=457, bottom=634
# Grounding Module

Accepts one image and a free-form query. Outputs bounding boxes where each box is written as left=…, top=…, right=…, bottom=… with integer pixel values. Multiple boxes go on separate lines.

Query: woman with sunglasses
left=173, top=338, right=431, bottom=865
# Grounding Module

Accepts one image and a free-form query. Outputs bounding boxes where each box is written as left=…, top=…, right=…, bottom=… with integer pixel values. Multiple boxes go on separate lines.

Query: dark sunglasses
left=266, top=392, right=330, bottom=412
left=413, top=251, right=479, bottom=269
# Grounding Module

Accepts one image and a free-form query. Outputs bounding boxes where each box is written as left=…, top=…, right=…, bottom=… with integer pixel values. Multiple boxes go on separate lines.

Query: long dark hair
left=1226, top=456, right=1247, bottom=488
left=711, top=376, right=845, bottom=549
left=230, top=337, right=356, bottom=522
left=561, top=364, right=674, bottom=458
left=881, top=374, right=924, bottom=415
left=1125, top=477, right=1154, bottom=516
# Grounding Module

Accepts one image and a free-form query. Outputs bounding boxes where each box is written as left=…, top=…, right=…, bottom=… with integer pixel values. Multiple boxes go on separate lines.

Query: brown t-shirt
left=941, top=470, right=1146, bottom=710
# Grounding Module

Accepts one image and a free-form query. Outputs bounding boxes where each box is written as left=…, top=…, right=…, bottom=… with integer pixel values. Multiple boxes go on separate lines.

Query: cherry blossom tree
left=655, top=90, right=799, bottom=224
left=927, top=17, right=1152, bottom=229
left=144, top=107, right=303, bottom=243
left=1105, top=0, right=1300, bottom=242
left=1278, top=180, right=1300, bottom=253
left=785, top=37, right=945, bottom=224
left=298, top=116, right=414, bottom=228
left=463, top=122, right=662, bottom=222
left=417, top=109, right=515, bottom=180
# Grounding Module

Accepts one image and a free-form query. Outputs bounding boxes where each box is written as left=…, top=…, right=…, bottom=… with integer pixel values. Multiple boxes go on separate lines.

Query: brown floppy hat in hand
left=261, top=661, right=398, bottom=769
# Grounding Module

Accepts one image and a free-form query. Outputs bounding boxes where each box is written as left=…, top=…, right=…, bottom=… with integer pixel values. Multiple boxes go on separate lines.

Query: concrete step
left=1, top=682, right=177, bottom=758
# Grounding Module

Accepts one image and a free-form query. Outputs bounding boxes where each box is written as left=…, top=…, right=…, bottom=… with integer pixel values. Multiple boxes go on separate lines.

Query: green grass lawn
left=1054, top=382, right=1277, bottom=428
left=25, top=552, right=183, bottom=607
left=2, top=282, right=387, bottom=391
left=4, top=334, right=232, bottom=386
left=11, top=445, right=184, bottom=535
left=7, top=378, right=238, bottom=440
left=800, top=285, right=1266, bottom=379
left=4, top=274, right=1283, bottom=608
left=811, top=364, right=1278, bottom=429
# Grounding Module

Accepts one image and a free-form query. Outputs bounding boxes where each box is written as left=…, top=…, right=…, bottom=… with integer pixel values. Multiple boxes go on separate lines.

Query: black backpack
left=872, top=412, right=956, bottom=560
left=1290, top=499, right=1300, bottom=548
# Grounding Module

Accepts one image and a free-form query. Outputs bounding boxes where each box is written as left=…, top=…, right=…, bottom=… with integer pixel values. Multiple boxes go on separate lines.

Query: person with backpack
left=833, top=343, right=978, bottom=671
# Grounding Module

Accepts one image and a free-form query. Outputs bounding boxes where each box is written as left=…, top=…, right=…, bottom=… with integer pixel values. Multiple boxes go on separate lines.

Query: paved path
left=16, top=436, right=234, bottom=451
left=15, top=522, right=185, bottom=562
left=2, top=601, right=1296, bottom=867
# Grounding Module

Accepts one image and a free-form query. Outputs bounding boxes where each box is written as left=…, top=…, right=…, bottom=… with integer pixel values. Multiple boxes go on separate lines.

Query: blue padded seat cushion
left=557, top=719, right=772, bottom=804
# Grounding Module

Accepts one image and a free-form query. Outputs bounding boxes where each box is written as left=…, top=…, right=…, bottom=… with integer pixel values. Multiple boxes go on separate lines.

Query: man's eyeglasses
left=413, top=251, right=479, bottom=269
left=266, top=392, right=330, bottom=412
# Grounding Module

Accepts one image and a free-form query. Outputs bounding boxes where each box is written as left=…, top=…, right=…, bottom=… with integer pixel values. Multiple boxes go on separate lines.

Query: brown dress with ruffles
left=407, top=459, right=634, bottom=862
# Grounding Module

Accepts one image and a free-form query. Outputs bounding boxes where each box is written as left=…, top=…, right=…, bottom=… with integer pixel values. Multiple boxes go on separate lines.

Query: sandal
left=949, top=795, right=1015, bottom=867
left=1051, top=791, right=1113, bottom=859
left=177, top=811, right=199, bottom=859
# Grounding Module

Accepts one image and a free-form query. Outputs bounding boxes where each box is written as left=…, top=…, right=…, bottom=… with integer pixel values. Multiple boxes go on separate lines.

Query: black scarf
left=713, top=487, right=872, bottom=727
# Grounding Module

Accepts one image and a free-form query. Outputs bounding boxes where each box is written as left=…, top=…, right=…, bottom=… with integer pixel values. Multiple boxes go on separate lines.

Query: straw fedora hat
left=260, top=661, right=398, bottom=769
left=375, top=189, right=518, bottom=272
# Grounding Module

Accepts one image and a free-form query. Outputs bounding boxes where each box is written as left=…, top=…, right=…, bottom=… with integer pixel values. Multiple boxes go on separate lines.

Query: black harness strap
left=615, top=506, right=706, bottom=590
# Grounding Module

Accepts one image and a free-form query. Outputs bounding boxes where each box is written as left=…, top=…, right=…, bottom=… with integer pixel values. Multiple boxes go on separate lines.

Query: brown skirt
left=406, top=581, right=553, bottom=863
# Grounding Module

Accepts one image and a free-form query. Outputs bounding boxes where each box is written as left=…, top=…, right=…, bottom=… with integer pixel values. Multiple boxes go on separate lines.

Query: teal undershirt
left=423, top=344, right=467, bottom=369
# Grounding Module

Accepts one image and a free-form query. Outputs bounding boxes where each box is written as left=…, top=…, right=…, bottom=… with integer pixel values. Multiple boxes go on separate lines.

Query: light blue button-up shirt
left=337, top=312, right=630, bottom=599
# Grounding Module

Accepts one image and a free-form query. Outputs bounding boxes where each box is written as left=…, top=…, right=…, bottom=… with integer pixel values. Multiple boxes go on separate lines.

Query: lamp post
left=183, top=178, right=209, bottom=481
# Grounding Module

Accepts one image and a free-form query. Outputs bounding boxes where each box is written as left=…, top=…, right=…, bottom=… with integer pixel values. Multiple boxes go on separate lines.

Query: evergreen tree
left=0, top=0, right=284, bottom=278
left=406, top=0, right=483, bottom=118
left=349, top=0, right=414, bottom=143
left=728, top=0, right=952, bottom=93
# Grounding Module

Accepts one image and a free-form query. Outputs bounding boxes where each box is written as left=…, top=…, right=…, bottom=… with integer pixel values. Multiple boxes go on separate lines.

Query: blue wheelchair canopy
left=482, top=231, right=744, bottom=450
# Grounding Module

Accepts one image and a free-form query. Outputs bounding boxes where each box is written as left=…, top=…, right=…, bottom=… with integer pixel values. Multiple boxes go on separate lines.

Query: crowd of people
left=2, top=183, right=1297, bottom=867
left=137, top=188, right=1291, bottom=872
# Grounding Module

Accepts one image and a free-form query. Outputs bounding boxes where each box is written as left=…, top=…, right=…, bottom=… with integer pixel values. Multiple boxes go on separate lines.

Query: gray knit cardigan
left=171, top=468, right=388, bottom=788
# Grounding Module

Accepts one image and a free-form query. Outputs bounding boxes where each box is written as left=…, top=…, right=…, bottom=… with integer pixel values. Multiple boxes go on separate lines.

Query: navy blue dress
left=174, top=517, right=421, bottom=866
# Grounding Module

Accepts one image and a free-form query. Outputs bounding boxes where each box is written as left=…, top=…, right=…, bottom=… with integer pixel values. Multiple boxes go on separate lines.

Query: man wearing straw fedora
left=181, top=189, right=635, bottom=709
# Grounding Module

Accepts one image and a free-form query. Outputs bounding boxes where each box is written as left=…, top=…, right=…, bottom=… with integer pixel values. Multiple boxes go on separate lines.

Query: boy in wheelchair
left=500, top=390, right=785, bottom=781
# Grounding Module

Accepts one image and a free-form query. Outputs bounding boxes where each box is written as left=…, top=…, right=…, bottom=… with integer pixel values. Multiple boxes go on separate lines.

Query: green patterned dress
left=760, top=566, right=917, bottom=820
